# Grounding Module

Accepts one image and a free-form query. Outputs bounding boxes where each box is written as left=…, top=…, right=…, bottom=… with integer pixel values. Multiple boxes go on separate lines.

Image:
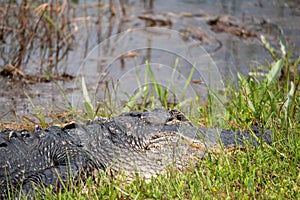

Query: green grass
left=12, top=37, right=300, bottom=199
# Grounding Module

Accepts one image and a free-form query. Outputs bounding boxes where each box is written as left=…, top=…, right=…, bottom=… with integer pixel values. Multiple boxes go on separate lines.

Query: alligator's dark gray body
left=0, top=109, right=271, bottom=198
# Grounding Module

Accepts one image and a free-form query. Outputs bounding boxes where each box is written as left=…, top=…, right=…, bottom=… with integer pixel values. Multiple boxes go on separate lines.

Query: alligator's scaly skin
left=0, top=109, right=271, bottom=198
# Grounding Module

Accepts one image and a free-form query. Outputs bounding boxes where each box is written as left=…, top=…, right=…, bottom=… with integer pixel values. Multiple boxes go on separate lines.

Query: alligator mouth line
left=145, top=131, right=208, bottom=155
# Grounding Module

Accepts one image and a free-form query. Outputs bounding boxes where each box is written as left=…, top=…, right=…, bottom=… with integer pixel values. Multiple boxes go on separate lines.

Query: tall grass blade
left=46, top=71, right=72, bottom=109
left=82, top=77, right=94, bottom=119
left=279, top=34, right=287, bottom=57
left=266, top=59, right=283, bottom=85
left=24, top=92, right=46, bottom=128
left=183, top=67, right=195, bottom=91
left=145, top=61, right=166, bottom=106
left=36, top=8, right=66, bottom=38
left=284, top=81, right=295, bottom=124
left=238, top=73, right=255, bottom=112
left=261, top=35, right=277, bottom=59
left=123, top=86, right=146, bottom=112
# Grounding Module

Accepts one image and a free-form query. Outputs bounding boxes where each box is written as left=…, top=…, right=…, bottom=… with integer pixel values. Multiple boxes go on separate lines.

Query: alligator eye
left=170, top=109, right=184, bottom=120
left=0, top=142, right=7, bottom=147
left=177, top=115, right=183, bottom=120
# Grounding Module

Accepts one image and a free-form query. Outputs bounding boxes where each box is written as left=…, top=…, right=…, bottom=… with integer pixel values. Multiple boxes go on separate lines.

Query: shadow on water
left=0, top=0, right=299, bottom=124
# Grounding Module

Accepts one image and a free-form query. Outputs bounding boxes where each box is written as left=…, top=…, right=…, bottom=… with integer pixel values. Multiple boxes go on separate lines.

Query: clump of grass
left=122, top=60, right=180, bottom=112
left=226, top=35, right=299, bottom=132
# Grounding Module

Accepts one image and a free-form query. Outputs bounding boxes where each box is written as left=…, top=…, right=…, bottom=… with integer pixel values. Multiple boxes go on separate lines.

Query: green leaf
left=84, top=102, right=94, bottom=120
left=266, top=59, right=283, bottom=85
left=82, top=77, right=94, bottom=119
left=279, top=35, right=287, bottom=57
left=284, top=81, right=295, bottom=121
left=184, top=66, right=195, bottom=91
left=82, top=77, right=92, bottom=106
left=237, top=73, right=255, bottom=112
left=261, top=35, right=277, bottom=59
left=123, top=86, right=146, bottom=113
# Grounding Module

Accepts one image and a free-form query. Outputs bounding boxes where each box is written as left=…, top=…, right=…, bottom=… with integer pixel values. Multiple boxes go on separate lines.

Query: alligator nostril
left=0, top=142, right=7, bottom=147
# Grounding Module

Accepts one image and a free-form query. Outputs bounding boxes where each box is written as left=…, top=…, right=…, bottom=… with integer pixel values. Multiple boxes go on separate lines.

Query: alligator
left=0, top=109, right=271, bottom=198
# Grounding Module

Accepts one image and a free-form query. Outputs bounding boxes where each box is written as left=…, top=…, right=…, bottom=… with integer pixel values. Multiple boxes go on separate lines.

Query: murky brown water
left=0, top=0, right=299, bottom=123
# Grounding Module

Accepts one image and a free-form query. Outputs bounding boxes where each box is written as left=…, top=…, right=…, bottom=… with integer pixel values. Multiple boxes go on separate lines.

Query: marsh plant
left=0, top=1, right=76, bottom=75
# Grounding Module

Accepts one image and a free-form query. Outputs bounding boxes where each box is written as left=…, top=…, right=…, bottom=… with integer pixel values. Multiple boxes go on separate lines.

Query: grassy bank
left=10, top=38, right=300, bottom=199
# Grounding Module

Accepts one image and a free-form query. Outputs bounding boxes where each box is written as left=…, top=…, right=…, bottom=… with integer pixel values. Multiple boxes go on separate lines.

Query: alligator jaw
left=106, top=132, right=207, bottom=180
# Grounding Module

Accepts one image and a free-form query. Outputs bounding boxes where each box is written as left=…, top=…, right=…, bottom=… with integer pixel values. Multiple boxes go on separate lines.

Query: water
left=0, top=0, right=299, bottom=123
